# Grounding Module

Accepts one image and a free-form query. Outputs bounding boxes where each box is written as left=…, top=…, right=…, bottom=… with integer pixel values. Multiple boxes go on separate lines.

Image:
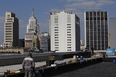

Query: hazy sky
left=0, top=0, right=116, bottom=45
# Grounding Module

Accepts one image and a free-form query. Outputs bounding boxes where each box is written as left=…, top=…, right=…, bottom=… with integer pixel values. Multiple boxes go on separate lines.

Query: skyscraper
left=3, top=12, right=19, bottom=48
left=84, top=10, right=108, bottom=50
left=110, top=18, right=116, bottom=49
left=26, top=13, right=39, bottom=33
left=49, top=10, right=80, bottom=52
left=25, top=13, right=39, bottom=49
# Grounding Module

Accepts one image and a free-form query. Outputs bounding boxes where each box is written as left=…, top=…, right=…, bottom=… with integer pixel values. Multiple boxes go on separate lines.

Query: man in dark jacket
left=22, top=53, right=35, bottom=77
left=91, top=46, right=94, bottom=54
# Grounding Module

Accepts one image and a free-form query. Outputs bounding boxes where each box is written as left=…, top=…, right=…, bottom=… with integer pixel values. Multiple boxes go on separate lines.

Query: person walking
left=22, top=53, right=35, bottom=77
left=85, top=47, right=88, bottom=57
left=85, top=47, right=88, bottom=52
left=91, top=46, right=94, bottom=54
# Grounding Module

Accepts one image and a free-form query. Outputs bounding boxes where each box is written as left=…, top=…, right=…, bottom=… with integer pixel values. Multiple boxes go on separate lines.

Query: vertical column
left=89, top=12, right=90, bottom=50
left=92, top=11, right=94, bottom=49
left=100, top=11, right=102, bottom=50
left=104, top=12, right=105, bottom=50
left=84, top=12, right=86, bottom=49
left=96, top=12, right=98, bottom=50
left=107, top=12, right=108, bottom=49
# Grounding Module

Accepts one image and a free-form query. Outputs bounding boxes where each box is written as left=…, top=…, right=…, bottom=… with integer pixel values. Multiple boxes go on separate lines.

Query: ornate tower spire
left=32, top=13, right=34, bottom=17
left=32, top=8, right=34, bottom=17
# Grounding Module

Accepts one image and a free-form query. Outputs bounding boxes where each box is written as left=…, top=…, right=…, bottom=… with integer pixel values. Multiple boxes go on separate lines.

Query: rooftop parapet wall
left=0, top=52, right=91, bottom=66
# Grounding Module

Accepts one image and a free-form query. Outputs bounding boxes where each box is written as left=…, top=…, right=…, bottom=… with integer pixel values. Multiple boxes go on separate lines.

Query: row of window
left=54, top=47, right=72, bottom=51
left=54, top=15, right=71, bottom=24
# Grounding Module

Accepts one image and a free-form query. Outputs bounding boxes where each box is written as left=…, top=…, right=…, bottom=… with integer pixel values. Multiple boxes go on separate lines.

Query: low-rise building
left=0, top=48, right=27, bottom=54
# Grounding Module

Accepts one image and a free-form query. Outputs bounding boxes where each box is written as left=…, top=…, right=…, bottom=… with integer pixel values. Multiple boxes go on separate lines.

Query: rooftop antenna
left=33, top=8, right=34, bottom=12
left=32, top=8, right=34, bottom=16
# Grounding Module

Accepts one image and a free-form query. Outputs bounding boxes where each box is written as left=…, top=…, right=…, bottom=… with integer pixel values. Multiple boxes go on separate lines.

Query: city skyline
left=0, top=0, right=116, bottom=45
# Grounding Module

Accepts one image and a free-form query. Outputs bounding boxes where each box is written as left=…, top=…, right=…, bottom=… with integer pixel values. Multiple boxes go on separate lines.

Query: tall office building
left=84, top=10, right=108, bottom=50
left=49, top=10, right=80, bottom=52
left=110, top=18, right=116, bottom=49
left=3, top=12, right=19, bottom=48
left=25, top=12, right=39, bottom=49
left=40, top=32, right=50, bottom=51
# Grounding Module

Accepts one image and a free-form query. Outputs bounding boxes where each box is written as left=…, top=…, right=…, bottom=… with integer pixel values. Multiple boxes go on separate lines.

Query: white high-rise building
left=49, top=10, right=80, bottom=52
left=3, top=12, right=19, bottom=48
left=25, top=13, right=39, bottom=48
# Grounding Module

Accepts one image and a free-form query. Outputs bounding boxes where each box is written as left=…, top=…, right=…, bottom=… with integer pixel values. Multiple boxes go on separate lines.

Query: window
left=6, top=26, right=12, bottom=27
left=55, top=38, right=59, bottom=41
left=7, top=15, right=10, bottom=18
left=67, top=47, right=71, bottom=51
left=7, top=18, right=12, bottom=20
left=33, top=41, right=35, bottom=47
left=67, top=44, right=71, bottom=46
left=5, top=38, right=12, bottom=40
left=55, top=29, right=58, bottom=31
left=55, top=42, right=59, bottom=46
left=55, top=32, right=58, bottom=33
left=55, top=47, right=59, bottom=50
left=6, top=28, right=12, bottom=30
left=67, top=29, right=71, bottom=33
left=54, top=16, right=58, bottom=23
left=6, top=31, right=12, bottom=32
left=67, top=39, right=71, bottom=41
left=54, top=24, right=58, bottom=26
left=67, top=34, right=71, bottom=36
left=6, top=23, right=12, bottom=25
left=54, top=27, right=58, bottom=28
left=67, top=29, right=71, bottom=31
left=67, top=15, right=71, bottom=23
left=6, top=33, right=12, bottom=35
left=67, top=37, right=71, bottom=38
left=55, top=37, right=58, bottom=38
left=55, top=34, right=58, bottom=36
left=67, top=26, right=71, bottom=28
left=6, top=36, right=12, bottom=37
left=67, top=32, right=71, bottom=33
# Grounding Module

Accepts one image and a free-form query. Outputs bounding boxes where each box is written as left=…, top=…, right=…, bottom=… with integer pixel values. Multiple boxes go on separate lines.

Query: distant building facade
left=25, top=13, right=39, bottom=49
left=40, top=32, right=50, bottom=51
left=3, top=12, right=19, bottom=48
left=84, top=10, right=108, bottom=50
left=108, top=34, right=110, bottom=48
left=0, top=48, right=26, bottom=54
left=49, top=10, right=80, bottom=52
left=80, top=39, right=84, bottom=51
left=110, top=18, right=116, bottom=49
left=31, top=35, right=39, bottom=49
left=19, top=39, right=24, bottom=47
